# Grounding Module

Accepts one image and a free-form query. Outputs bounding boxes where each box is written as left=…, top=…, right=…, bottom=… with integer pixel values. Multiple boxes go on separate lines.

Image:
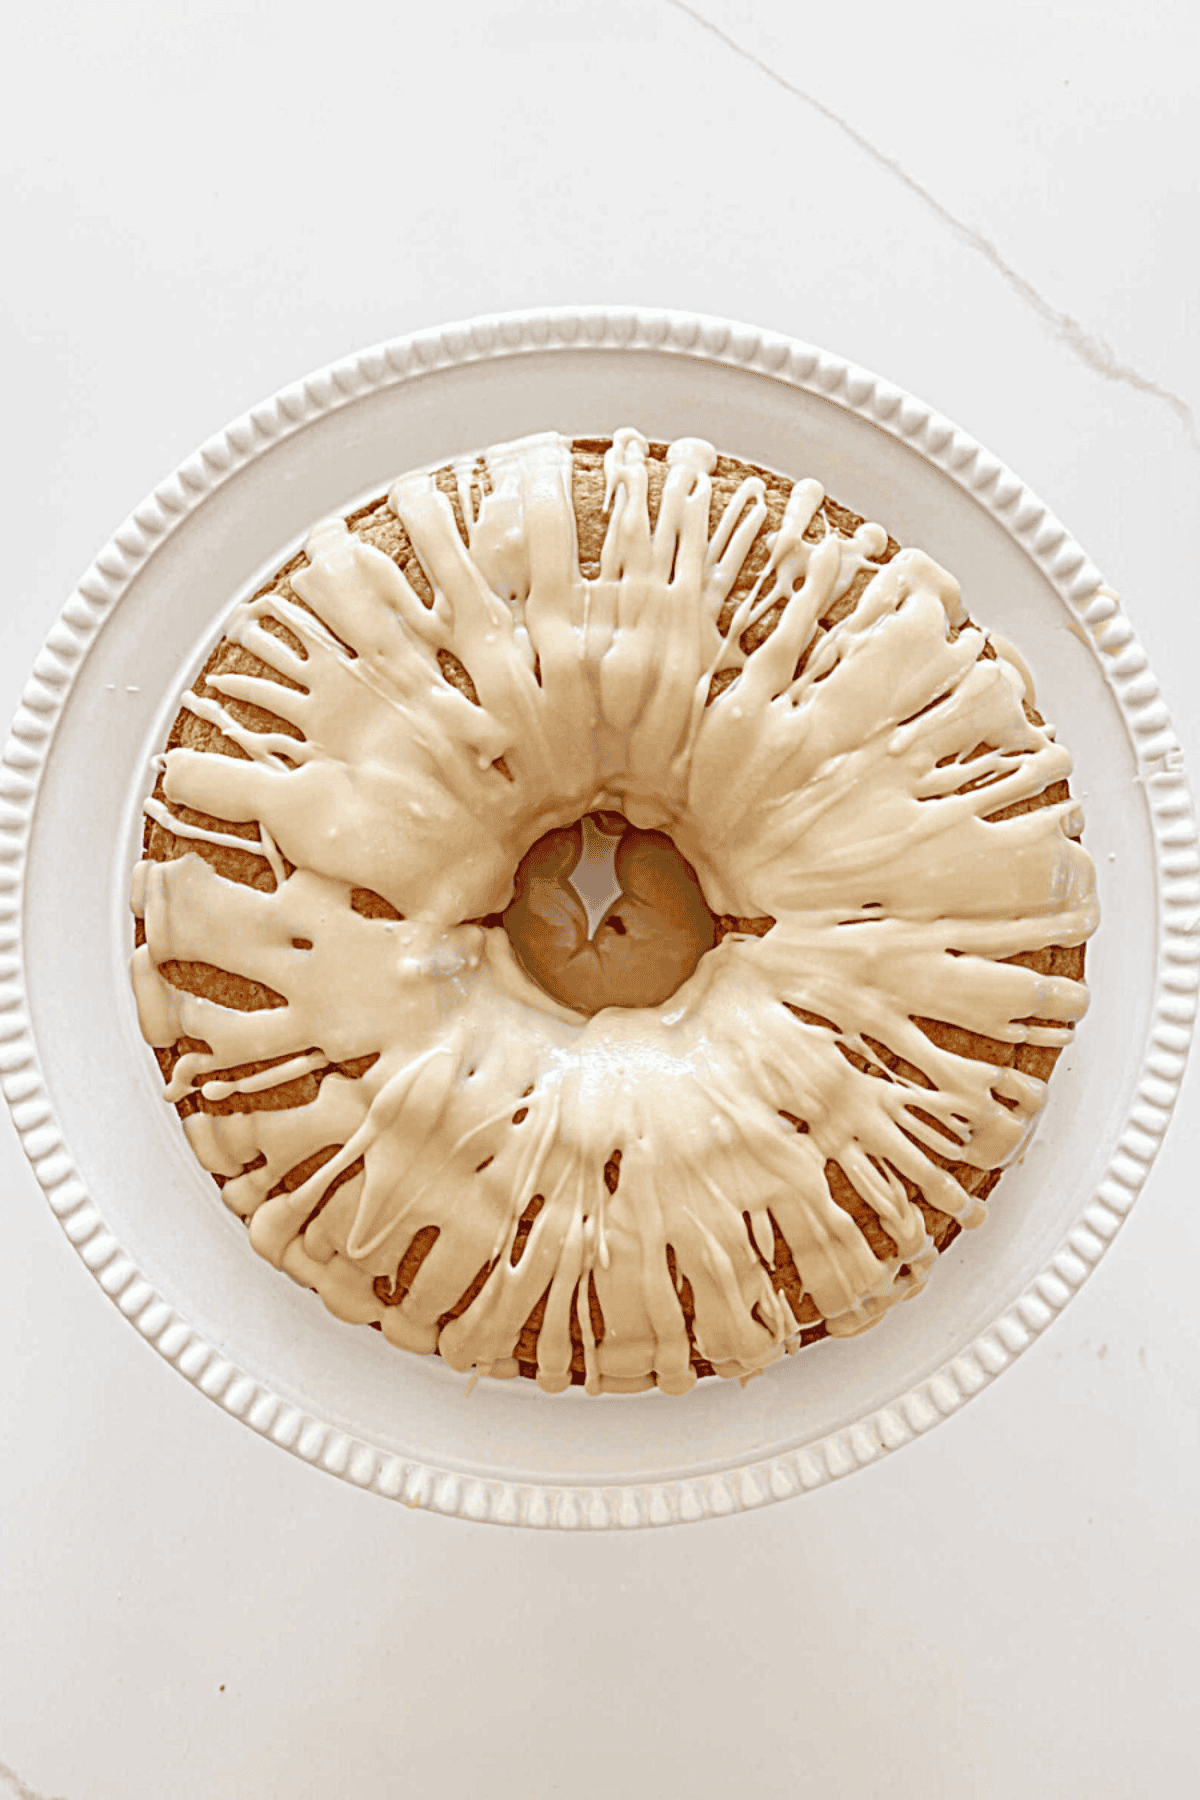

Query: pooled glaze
left=131, top=430, right=1097, bottom=1394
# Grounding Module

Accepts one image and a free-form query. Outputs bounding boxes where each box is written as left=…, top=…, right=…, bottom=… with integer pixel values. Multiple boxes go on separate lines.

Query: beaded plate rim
left=3, top=305, right=1196, bottom=1530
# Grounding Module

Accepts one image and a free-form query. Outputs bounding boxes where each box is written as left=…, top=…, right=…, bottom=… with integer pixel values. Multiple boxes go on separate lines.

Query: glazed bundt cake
left=130, top=429, right=1098, bottom=1393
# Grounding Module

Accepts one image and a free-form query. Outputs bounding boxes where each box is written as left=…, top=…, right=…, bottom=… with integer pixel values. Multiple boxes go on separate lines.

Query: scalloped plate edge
left=2, top=304, right=1196, bottom=1528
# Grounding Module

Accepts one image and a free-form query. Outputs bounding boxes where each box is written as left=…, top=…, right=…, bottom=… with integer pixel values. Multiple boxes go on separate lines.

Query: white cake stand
left=4, top=307, right=1194, bottom=1528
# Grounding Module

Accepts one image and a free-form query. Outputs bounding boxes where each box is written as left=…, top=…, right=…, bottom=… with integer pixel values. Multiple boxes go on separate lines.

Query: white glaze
left=130, top=430, right=1097, bottom=1394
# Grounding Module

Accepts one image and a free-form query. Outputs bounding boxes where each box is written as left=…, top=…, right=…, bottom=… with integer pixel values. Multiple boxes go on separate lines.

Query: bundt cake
left=130, top=429, right=1098, bottom=1394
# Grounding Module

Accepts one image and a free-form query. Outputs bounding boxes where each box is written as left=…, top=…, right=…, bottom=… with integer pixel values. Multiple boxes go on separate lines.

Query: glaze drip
left=131, top=430, right=1097, bottom=1394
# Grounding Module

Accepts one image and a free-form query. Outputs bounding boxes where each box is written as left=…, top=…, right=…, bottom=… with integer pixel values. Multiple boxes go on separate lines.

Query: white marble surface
left=2, top=3, right=1197, bottom=1795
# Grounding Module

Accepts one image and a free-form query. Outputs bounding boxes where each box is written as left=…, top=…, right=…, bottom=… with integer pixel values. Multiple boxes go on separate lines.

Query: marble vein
left=667, top=0, right=1198, bottom=448
left=0, top=1757, right=68, bottom=1800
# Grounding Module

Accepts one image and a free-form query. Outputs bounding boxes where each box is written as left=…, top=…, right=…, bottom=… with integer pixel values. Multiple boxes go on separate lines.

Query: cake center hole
left=503, top=811, right=718, bottom=1016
